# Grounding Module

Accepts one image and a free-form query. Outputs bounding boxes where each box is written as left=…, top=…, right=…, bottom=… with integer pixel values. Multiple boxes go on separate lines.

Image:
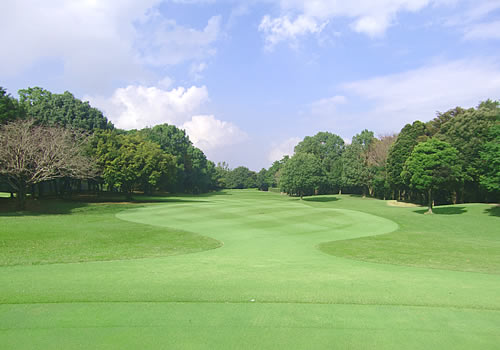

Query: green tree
left=341, top=130, right=375, bottom=196
left=435, top=101, right=499, bottom=201
left=0, top=87, right=24, bottom=124
left=479, top=124, right=500, bottom=193
left=402, top=139, right=462, bottom=213
left=94, top=132, right=176, bottom=199
left=226, top=166, right=257, bottom=189
left=280, top=153, right=325, bottom=199
left=18, top=87, right=113, bottom=131
left=294, top=131, right=345, bottom=193
left=386, top=121, right=428, bottom=199
left=140, top=124, right=211, bottom=193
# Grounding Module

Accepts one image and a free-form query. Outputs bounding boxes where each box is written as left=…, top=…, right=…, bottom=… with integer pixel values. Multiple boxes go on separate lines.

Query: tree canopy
left=402, top=139, right=462, bottom=213
left=280, top=153, right=325, bottom=198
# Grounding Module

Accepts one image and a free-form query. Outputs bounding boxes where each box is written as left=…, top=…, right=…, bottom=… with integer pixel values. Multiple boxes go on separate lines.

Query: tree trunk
left=16, top=185, right=27, bottom=211
left=427, top=188, right=433, bottom=214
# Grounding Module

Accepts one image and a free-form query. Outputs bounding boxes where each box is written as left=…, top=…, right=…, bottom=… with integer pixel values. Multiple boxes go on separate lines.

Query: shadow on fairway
left=414, top=206, right=467, bottom=215
left=484, top=205, right=500, bottom=217
left=303, top=196, right=340, bottom=203
left=0, top=196, right=209, bottom=217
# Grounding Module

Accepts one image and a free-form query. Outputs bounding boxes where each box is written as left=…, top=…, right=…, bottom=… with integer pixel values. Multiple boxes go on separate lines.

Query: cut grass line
left=1, top=300, right=499, bottom=312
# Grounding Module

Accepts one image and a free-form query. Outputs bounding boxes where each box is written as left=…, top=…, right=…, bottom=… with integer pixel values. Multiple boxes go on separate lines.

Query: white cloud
left=137, top=15, right=221, bottom=66
left=0, top=1, right=221, bottom=93
left=463, top=20, right=500, bottom=40
left=310, top=95, right=347, bottom=116
left=260, top=0, right=453, bottom=46
left=182, top=115, right=248, bottom=151
left=268, top=137, right=301, bottom=162
left=189, top=62, right=209, bottom=81
left=86, top=84, right=209, bottom=130
left=259, top=14, right=328, bottom=49
left=86, top=84, right=248, bottom=156
left=341, top=58, right=500, bottom=131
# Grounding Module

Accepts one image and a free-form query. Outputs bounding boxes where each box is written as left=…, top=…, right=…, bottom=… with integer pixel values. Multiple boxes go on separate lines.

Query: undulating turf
left=0, top=190, right=499, bottom=349
left=0, top=199, right=221, bottom=266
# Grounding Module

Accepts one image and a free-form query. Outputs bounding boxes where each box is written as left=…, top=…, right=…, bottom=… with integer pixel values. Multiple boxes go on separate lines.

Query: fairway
left=1, top=190, right=499, bottom=349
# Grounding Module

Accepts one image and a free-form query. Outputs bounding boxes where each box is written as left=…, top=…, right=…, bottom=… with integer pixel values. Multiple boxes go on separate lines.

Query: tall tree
left=479, top=124, right=500, bottom=194
left=18, top=87, right=112, bottom=131
left=280, top=153, right=325, bottom=199
left=386, top=121, right=428, bottom=199
left=341, top=130, right=375, bottom=196
left=294, top=131, right=345, bottom=193
left=402, top=139, right=462, bottom=213
left=0, top=87, right=24, bottom=124
left=366, top=134, right=397, bottom=199
left=140, top=124, right=211, bottom=193
left=435, top=101, right=499, bottom=201
left=225, top=166, right=257, bottom=189
left=0, top=119, right=96, bottom=209
left=93, top=132, right=176, bottom=199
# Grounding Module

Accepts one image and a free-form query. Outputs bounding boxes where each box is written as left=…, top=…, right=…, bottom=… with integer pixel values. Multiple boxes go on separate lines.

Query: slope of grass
left=0, top=199, right=221, bottom=266
left=308, top=196, right=499, bottom=274
left=0, top=190, right=499, bottom=349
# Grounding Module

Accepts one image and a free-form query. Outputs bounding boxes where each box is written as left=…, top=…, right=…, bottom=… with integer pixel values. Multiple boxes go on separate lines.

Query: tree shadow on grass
left=303, top=196, right=340, bottom=203
left=0, top=194, right=210, bottom=217
left=485, top=206, right=500, bottom=217
left=414, top=206, right=467, bottom=215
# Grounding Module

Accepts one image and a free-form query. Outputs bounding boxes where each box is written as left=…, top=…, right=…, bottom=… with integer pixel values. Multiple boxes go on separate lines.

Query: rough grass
left=0, top=190, right=499, bottom=349
left=0, top=198, right=221, bottom=266
left=313, top=197, right=500, bottom=274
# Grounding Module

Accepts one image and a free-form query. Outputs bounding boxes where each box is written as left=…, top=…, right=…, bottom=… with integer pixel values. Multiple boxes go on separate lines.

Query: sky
left=1, top=0, right=500, bottom=170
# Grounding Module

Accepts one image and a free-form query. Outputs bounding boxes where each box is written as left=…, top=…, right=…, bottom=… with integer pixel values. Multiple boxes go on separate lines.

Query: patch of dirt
left=386, top=200, right=421, bottom=208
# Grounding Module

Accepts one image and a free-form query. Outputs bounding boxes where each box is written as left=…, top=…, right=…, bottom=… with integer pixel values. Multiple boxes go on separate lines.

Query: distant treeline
left=0, top=86, right=221, bottom=208
left=215, top=100, right=500, bottom=209
left=253, top=100, right=500, bottom=209
left=1, top=86, right=499, bottom=210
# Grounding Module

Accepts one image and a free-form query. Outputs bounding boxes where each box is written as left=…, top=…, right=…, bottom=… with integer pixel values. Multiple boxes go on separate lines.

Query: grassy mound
left=310, top=196, right=499, bottom=274
left=0, top=199, right=221, bottom=266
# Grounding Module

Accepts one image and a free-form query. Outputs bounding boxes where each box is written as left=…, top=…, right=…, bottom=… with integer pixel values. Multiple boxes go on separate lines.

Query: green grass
left=0, top=190, right=499, bottom=349
left=312, top=196, right=500, bottom=274
left=0, top=199, right=221, bottom=266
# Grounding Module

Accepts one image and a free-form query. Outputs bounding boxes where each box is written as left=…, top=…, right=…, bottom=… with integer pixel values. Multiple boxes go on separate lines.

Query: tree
left=280, top=153, right=325, bottom=199
left=18, top=87, right=112, bottom=131
left=366, top=135, right=397, bottom=199
left=140, top=124, right=212, bottom=193
left=0, top=119, right=96, bottom=209
left=386, top=121, right=428, bottom=199
left=256, top=168, right=271, bottom=191
left=479, top=124, right=500, bottom=194
left=225, top=166, right=257, bottom=189
left=402, top=139, right=462, bottom=213
left=435, top=101, right=499, bottom=201
left=341, top=130, right=375, bottom=196
left=0, top=87, right=24, bottom=124
left=93, top=132, right=176, bottom=199
left=294, top=132, right=345, bottom=193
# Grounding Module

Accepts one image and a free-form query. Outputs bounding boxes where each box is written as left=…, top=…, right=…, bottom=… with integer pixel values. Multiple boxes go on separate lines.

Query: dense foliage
left=0, top=86, right=219, bottom=202
left=0, top=85, right=498, bottom=206
left=266, top=101, right=499, bottom=206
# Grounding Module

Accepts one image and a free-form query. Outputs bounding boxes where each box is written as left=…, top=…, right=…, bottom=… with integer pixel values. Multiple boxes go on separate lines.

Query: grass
left=0, top=190, right=499, bottom=349
left=0, top=198, right=221, bottom=266
left=312, top=196, right=500, bottom=274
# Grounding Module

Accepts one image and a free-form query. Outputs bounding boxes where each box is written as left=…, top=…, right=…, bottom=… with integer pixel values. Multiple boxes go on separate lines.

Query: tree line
left=1, top=85, right=498, bottom=212
left=254, top=100, right=499, bottom=212
left=0, top=86, right=220, bottom=208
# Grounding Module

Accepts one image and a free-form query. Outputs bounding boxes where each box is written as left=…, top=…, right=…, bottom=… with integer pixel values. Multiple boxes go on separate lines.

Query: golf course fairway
left=1, top=190, right=499, bottom=349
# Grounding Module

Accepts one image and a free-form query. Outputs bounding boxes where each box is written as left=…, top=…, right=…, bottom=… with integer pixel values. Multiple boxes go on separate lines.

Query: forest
left=1, top=86, right=499, bottom=211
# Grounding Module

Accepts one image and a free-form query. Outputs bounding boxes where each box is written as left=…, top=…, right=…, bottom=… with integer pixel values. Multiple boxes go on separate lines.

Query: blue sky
left=2, top=0, right=500, bottom=170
